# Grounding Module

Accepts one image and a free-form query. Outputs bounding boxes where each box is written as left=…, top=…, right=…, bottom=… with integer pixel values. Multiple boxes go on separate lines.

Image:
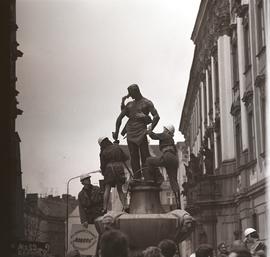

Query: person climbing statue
left=98, top=136, right=129, bottom=213
left=146, top=124, right=181, bottom=209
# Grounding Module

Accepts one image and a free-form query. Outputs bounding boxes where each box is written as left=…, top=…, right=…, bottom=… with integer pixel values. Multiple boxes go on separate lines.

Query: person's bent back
left=100, top=229, right=129, bottom=257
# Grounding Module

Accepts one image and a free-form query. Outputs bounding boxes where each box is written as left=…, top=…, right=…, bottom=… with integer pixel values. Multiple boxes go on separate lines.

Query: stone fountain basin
left=116, top=213, right=178, bottom=250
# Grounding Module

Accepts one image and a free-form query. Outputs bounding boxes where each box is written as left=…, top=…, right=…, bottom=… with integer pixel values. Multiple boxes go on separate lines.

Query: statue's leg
left=167, top=167, right=181, bottom=209
left=127, top=140, right=141, bottom=179
left=139, top=137, right=152, bottom=180
left=163, top=152, right=181, bottom=208
left=103, top=184, right=111, bottom=212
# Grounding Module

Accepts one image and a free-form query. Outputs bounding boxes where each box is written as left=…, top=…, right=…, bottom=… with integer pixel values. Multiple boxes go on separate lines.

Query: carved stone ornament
left=210, top=44, right=217, bottom=57
left=242, top=90, right=253, bottom=106
left=213, top=116, right=220, bottom=133
left=255, top=74, right=265, bottom=88
left=205, top=125, right=214, bottom=138
left=236, top=4, right=249, bottom=18
left=214, top=0, right=231, bottom=37
left=231, top=0, right=242, bottom=16
left=230, top=97, right=241, bottom=116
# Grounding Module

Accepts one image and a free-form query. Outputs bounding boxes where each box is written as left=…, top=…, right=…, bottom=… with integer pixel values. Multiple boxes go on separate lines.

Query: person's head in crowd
left=244, top=228, right=259, bottom=244
left=66, top=250, right=81, bottom=257
left=143, top=246, right=164, bottom=257
left=195, top=244, right=213, bottom=257
left=230, top=240, right=246, bottom=252
left=100, top=229, right=129, bottom=257
left=158, top=239, right=177, bottom=257
left=228, top=247, right=252, bottom=257
left=218, top=242, right=229, bottom=254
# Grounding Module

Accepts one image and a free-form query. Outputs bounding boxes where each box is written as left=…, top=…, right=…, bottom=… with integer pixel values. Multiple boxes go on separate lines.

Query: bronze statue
left=112, top=84, right=160, bottom=180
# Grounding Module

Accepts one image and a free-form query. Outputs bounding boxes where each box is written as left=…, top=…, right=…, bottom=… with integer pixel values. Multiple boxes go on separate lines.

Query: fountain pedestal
left=129, top=180, right=164, bottom=214
left=95, top=180, right=195, bottom=254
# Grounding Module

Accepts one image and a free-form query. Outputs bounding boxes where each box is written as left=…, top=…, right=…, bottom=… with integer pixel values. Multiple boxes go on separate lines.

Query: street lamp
left=65, top=170, right=101, bottom=253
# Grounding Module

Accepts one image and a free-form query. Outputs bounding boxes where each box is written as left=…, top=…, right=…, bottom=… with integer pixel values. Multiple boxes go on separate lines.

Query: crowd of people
left=67, top=226, right=266, bottom=257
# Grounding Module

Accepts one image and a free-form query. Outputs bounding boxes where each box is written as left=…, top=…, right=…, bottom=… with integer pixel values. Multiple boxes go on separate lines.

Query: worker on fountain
left=146, top=124, right=181, bottom=209
left=98, top=136, right=129, bottom=213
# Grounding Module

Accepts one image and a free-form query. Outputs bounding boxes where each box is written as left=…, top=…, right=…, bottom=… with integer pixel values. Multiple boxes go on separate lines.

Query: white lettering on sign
left=71, top=229, right=97, bottom=251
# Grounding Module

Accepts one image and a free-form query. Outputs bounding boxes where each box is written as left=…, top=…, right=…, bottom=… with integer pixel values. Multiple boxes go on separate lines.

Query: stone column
left=217, top=35, right=236, bottom=161
left=211, top=56, right=219, bottom=169
left=237, top=17, right=249, bottom=151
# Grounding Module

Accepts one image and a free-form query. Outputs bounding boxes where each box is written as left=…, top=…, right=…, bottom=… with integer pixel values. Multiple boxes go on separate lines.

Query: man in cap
left=243, top=228, right=266, bottom=256
left=78, top=173, right=103, bottom=228
left=112, top=84, right=161, bottom=180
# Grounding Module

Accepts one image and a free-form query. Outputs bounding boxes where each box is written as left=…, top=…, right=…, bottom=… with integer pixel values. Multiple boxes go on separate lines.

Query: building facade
left=179, top=0, right=267, bottom=254
left=1, top=0, right=24, bottom=254
left=24, top=193, right=77, bottom=257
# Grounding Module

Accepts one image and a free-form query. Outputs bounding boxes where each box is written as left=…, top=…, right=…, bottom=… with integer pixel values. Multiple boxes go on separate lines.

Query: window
left=247, top=112, right=256, bottom=160
left=217, top=133, right=222, bottom=166
left=208, top=68, right=213, bottom=122
left=214, top=57, right=220, bottom=110
left=203, top=82, right=207, bottom=125
left=235, top=123, right=242, bottom=166
left=256, top=0, right=266, bottom=53
left=252, top=213, right=258, bottom=231
left=243, top=18, right=251, bottom=72
left=232, top=39, right=239, bottom=86
left=260, top=89, right=265, bottom=153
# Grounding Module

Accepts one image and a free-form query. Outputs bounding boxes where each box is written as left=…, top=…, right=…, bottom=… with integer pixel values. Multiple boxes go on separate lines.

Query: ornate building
left=1, top=0, right=24, bottom=255
left=179, top=0, right=267, bottom=253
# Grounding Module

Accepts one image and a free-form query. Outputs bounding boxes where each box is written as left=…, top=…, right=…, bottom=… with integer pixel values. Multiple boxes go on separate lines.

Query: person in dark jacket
left=146, top=124, right=181, bottom=209
left=244, top=228, right=266, bottom=257
left=78, top=173, right=103, bottom=228
left=98, top=136, right=129, bottom=213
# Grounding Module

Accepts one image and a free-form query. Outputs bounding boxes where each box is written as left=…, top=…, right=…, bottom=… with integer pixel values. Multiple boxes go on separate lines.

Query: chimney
left=26, top=193, right=38, bottom=208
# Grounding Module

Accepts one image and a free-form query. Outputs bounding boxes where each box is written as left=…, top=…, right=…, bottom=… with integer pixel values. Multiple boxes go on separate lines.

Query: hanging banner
left=69, top=224, right=98, bottom=256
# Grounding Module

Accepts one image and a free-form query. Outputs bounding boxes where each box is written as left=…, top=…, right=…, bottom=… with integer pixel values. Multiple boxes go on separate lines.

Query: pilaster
left=236, top=17, right=249, bottom=151
left=200, top=81, right=205, bottom=138
left=217, top=35, right=236, bottom=161
left=211, top=57, right=219, bottom=169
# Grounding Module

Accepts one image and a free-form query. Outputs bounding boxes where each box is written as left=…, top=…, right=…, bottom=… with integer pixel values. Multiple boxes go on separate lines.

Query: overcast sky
left=16, top=0, right=201, bottom=196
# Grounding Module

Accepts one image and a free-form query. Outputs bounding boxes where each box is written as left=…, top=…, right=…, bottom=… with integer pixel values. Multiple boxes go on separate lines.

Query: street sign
left=69, top=224, right=98, bottom=256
